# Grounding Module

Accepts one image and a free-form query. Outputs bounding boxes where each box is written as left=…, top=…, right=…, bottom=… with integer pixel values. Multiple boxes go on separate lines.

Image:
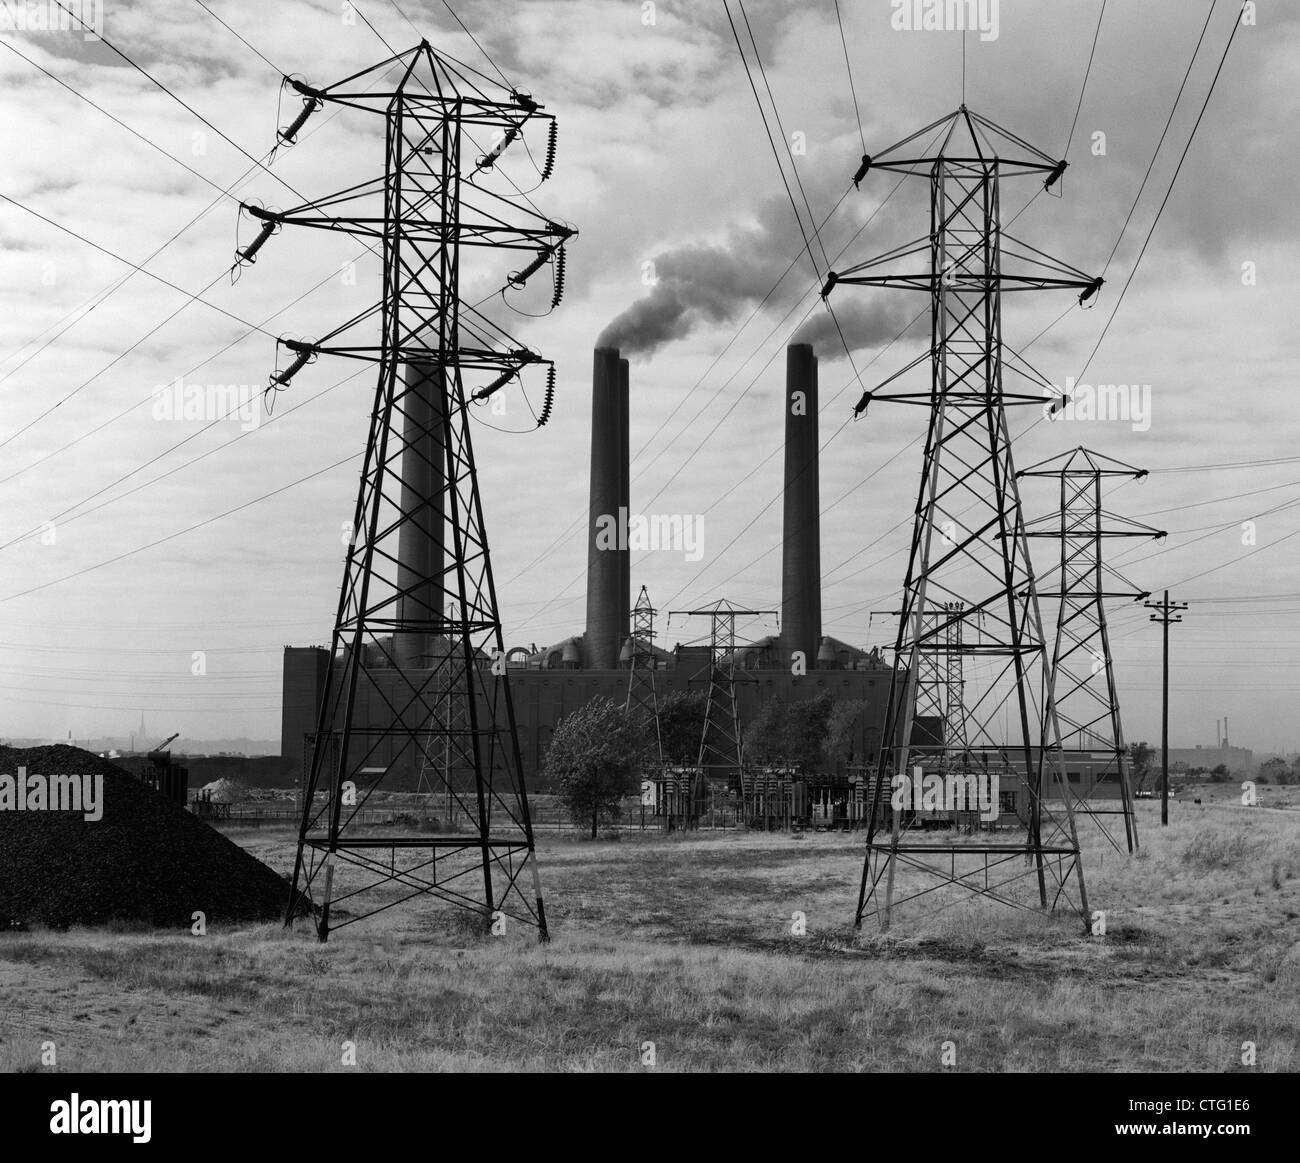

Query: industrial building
left=280, top=343, right=895, bottom=793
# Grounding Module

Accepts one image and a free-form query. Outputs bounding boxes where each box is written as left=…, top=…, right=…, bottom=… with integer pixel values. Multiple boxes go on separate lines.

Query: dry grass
left=1, top=799, right=1298, bottom=1072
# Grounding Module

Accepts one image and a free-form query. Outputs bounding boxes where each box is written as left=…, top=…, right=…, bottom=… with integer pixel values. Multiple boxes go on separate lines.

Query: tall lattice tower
left=414, top=601, right=467, bottom=828
left=243, top=44, right=573, bottom=941
left=624, top=586, right=664, bottom=759
left=1020, top=447, right=1164, bottom=854
left=913, top=602, right=971, bottom=758
left=825, top=108, right=1102, bottom=932
left=668, top=601, right=775, bottom=800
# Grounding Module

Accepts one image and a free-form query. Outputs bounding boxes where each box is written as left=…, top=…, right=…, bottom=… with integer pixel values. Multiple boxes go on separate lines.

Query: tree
left=544, top=697, right=642, bottom=838
left=743, top=692, right=836, bottom=771
left=655, top=689, right=707, bottom=767
left=1129, top=741, right=1155, bottom=791
left=826, top=699, right=868, bottom=768
left=1259, top=757, right=1288, bottom=786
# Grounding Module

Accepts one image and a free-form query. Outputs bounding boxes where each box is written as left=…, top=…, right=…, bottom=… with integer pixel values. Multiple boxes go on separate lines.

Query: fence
left=208, top=795, right=744, bottom=833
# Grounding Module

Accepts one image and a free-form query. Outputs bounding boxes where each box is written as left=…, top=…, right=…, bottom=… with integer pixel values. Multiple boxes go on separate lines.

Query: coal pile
left=0, top=745, right=290, bottom=929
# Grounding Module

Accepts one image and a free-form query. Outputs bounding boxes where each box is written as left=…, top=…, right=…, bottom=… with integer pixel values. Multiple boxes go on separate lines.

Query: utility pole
left=1145, top=591, right=1187, bottom=826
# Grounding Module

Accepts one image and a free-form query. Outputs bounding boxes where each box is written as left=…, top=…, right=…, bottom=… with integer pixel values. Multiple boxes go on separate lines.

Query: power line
left=1100, top=0, right=1217, bottom=275
left=49, top=0, right=317, bottom=210
left=1063, top=0, right=1107, bottom=159
left=1075, top=0, right=1245, bottom=383
left=0, top=194, right=279, bottom=447
left=833, top=0, right=867, bottom=154
left=725, top=1, right=820, bottom=285
left=734, top=0, right=864, bottom=383
left=1156, top=452, right=1300, bottom=474
left=0, top=38, right=232, bottom=200
left=0, top=263, right=354, bottom=490
left=0, top=33, right=368, bottom=397
left=0, top=43, right=401, bottom=478
left=0, top=363, right=367, bottom=553
left=436, top=0, right=514, bottom=90
left=0, top=452, right=360, bottom=605
left=192, top=0, right=286, bottom=74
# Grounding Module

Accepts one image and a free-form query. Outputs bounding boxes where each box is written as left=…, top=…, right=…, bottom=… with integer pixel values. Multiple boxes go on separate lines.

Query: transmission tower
left=915, top=602, right=972, bottom=757
left=241, top=44, right=573, bottom=941
left=1020, top=447, right=1164, bottom=855
left=414, top=601, right=467, bottom=829
left=871, top=603, right=975, bottom=764
left=669, top=601, right=776, bottom=796
left=825, top=107, right=1102, bottom=932
left=624, top=587, right=664, bottom=755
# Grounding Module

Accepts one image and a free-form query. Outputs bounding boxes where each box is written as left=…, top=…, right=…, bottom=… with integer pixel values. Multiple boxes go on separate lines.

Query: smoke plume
left=790, top=295, right=917, bottom=361
left=596, top=197, right=820, bottom=357
left=597, top=192, right=912, bottom=360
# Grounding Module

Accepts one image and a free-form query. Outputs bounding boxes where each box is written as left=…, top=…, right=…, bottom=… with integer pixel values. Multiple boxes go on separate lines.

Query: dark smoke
left=790, top=296, right=917, bottom=361
left=597, top=197, right=830, bottom=357
left=596, top=190, right=915, bottom=359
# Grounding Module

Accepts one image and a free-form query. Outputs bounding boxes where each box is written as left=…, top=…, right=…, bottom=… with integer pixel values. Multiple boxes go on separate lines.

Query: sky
left=0, top=0, right=1297, bottom=754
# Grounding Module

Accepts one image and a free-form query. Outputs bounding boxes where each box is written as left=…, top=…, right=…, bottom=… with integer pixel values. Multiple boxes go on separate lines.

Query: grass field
left=3, top=796, right=1298, bottom=1072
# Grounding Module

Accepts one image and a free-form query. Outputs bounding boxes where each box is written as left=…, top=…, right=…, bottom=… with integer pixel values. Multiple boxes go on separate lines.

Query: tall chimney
left=395, top=359, right=447, bottom=671
left=585, top=347, right=627, bottom=669
left=617, top=356, right=631, bottom=659
left=780, top=343, right=821, bottom=667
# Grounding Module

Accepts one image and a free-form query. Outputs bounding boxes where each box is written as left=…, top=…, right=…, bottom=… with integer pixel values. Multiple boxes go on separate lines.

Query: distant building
left=1166, top=743, right=1254, bottom=775
left=279, top=637, right=894, bottom=789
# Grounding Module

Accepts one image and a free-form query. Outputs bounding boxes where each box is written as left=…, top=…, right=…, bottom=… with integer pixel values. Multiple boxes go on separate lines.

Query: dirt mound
left=0, top=745, right=290, bottom=930
left=197, top=777, right=247, bottom=804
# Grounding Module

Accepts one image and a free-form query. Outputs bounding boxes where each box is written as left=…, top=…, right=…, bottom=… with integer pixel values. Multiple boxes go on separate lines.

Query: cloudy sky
left=0, top=0, right=1296, bottom=755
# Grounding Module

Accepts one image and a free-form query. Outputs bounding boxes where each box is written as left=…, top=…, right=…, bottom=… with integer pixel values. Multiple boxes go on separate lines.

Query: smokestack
left=617, top=356, right=631, bottom=659
left=585, top=347, right=628, bottom=668
left=395, top=359, right=446, bottom=671
left=780, top=343, right=821, bottom=667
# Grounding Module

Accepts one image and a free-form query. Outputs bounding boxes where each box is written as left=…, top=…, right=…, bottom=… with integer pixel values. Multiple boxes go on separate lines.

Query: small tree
left=1259, top=757, right=1288, bottom=786
left=826, top=699, right=868, bottom=768
left=656, top=689, right=707, bottom=767
left=742, top=696, right=790, bottom=767
left=743, top=692, right=836, bottom=771
left=1129, top=741, right=1155, bottom=791
left=544, top=697, right=642, bottom=838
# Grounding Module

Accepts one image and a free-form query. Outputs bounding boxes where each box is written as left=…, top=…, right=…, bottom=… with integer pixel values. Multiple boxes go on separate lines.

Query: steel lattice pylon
left=624, top=586, right=664, bottom=761
left=249, top=44, right=573, bottom=941
left=414, top=602, right=468, bottom=829
left=1020, top=447, right=1164, bottom=855
left=826, top=107, right=1102, bottom=933
left=914, top=602, right=972, bottom=758
left=668, top=601, right=775, bottom=798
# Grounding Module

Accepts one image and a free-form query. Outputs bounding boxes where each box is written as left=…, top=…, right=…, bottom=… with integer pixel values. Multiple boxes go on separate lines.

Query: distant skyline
left=1, top=1, right=1297, bottom=753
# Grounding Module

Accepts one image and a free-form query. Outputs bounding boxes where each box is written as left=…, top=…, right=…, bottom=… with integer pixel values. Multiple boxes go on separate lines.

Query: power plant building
left=280, top=343, right=895, bottom=790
